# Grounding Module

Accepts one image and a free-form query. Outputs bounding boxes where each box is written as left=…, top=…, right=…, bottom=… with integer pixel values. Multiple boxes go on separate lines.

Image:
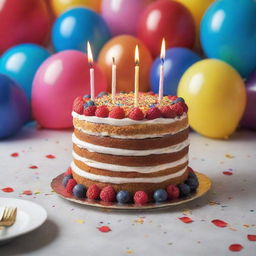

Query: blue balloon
left=150, top=48, right=201, bottom=96
left=0, top=74, right=30, bottom=139
left=52, top=8, right=111, bottom=58
left=201, top=0, right=256, bottom=78
left=0, top=44, right=50, bottom=101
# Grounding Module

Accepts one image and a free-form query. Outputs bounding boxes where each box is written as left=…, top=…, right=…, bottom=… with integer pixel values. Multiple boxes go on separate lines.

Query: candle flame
left=135, top=45, right=139, bottom=65
left=87, top=41, right=93, bottom=64
left=160, top=38, right=166, bottom=60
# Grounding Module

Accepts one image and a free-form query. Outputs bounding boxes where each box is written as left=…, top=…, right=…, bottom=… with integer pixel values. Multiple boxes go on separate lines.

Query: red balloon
left=137, top=0, right=195, bottom=57
left=0, top=0, right=52, bottom=54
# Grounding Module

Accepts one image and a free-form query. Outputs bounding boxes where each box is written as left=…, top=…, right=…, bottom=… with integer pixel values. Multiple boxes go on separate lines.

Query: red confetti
left=211, top=219, right=228, bottom=228
left=248, top=234, right=256, bottom=241
left=178, top=217, right=193, bottom=223
left=29, top=165, right=38, bottom=169
left=229, top=244, right=243, bottom=252
left=10, top=152, right=19, bottom=157
left=2, top=187, right=14, bottom=193
left=46, top=154, right=56, bottom=159
left=97, top=226, right=111, bottom=232
left=223, top=171, right=233, bottom=176
left=23, top=190, right=33, bottom=195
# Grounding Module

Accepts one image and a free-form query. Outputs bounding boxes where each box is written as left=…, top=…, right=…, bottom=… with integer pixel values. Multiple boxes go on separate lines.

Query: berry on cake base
left=62, top=92, right=199, bottom=205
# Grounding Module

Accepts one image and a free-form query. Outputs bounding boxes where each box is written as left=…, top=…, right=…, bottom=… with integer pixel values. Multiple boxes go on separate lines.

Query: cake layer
left=74, top=127, right=189, bottom=150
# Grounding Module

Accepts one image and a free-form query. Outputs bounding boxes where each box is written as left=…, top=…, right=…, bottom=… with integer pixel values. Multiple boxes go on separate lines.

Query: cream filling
left=73, top=133, right=189, bottom=156
left=72, top=151, right=188, bottom=173
left=72, top=111, right=187, bottom=126
left=71, top=161, right=187, bottom=184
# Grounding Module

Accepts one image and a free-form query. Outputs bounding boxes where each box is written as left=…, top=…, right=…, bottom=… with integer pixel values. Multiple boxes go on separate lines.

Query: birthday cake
left=62, top=92, right=199, bottom=204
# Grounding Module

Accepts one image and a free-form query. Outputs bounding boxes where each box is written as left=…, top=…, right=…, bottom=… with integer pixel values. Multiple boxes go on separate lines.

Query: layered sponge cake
left=63, top=92, right=198, bottom=204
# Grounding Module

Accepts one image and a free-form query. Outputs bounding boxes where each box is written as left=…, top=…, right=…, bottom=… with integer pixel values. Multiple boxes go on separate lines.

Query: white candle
left=112, top=57, right=116, bottom=103
left=158, top=38, right=166, bottom=103
left=87, top=41, right=95, bottom=101
left=134, top=45, right=139, bottom=107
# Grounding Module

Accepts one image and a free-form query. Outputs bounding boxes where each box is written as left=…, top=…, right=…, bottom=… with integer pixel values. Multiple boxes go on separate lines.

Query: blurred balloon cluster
left=0, top=0, right=255, bottom=139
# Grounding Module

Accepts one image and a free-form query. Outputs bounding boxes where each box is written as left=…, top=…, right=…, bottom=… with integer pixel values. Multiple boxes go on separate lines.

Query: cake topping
left=73, top=96, right=84, bottom=114
left=146, top=107, right=162, bottom=120
left=153, top=189, right=168, bottom=202
left=109, top=106, right=125, bottom=119
left=66, top=179, right=77, bottom=193
left=73, top=184, right=86, bottom=198
left=116, top=190, right=131, bottom=204
left=161, top=106, right=177, bottom=118
left=100, top=186, right=116, bottom=202
left=166, top=184, right=180, bottom=200
left=133, top=191, right=149, bottom=204
left=128, top=107, right=144, bottom=120
left=170, top=103, right=184, bottom=116
left=95, top=105, right=109, bottom=118
left=87, top=184, right=101, bottom=200
left=84, top=105, right=96, bottom=116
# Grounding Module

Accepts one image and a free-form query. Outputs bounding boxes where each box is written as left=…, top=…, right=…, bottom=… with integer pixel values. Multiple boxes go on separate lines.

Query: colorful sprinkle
left=228, top=244, right=243, bottom=252
left=178, top=217, right=193, bottom=223
left=211, top=219, right=228, bottom=228
left=2, top=187, right=14, bottom=193
left=247, top=234, right=256, bottom=241
left=97, top=226, right=111, bottom=233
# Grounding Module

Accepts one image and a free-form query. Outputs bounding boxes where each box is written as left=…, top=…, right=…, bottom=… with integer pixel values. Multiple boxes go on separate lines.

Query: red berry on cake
left=178, top=102, right=188, bottom=113
left=109, top=106, right=125, bottom=119
left=170, top=104, right=184, bottom=116
left=95, top=105, right=109, bottom=118
left=133, top=191, right=149, bottom=204
left=166, top=184, right=180, bottom=200
left=161, top=106, right=177, bottom=118
left=66, top=179, right=77, bottom=193
left=100, top=186, right=116, bottom=202
left=128, top=107, right=144, bottom=120
left=87, top=184, right=101, bottom=200
left=146, top=107, right=162, bottom=120
left=83, top=106, right=97, bottom=116
left=73, top=96, right=84, bottom=114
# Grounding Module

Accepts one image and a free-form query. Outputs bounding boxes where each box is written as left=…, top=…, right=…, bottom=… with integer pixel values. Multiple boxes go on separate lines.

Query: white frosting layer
left=72, top=151, right=188, bottom=173
left=72, top=111, right=187, bottom=126
left=71, top=161, right=187, bottom=184
left=73, top=133, right=189, bottom=156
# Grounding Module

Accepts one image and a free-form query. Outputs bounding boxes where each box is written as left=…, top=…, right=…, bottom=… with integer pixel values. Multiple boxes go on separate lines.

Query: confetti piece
left=34, top=191, right=42, bottom=194
left=229, top=244, right=243, bottom=252
left=97, top=226, right=111, bottom=232
left=2, top=187, right=14, bottom=193
left=225, top=154, right=235, bottom=159
left=178, top=217, right=193, bottom=223
left=10, top=152, right=19, bottom=157
left=248, top=234, right=256, bottom=241
left=223, top=171, right=233, bottom=176
left=211, top=219, right=228, bottom=228
left=182, top=209, right=192, bottom=215
left=126, top=250, right=134, bottom=254
left=46, top=154, right=56, bottom=159
left=29, top=165, right=38, bottom=169
left=74, top=219, right=85, bottom=224
left=243, top=224, right=250, bottom=228
left=134, top=218, right=144, bottom=224
left=23, top=190, right=32, bottom=195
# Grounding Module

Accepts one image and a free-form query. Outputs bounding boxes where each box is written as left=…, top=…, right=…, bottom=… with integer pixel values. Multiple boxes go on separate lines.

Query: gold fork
left=0, top=207, right=17, bottom=228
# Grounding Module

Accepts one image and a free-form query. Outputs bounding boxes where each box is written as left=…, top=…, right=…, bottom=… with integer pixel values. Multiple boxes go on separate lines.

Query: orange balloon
left=97, top=35, right=152, bottom=93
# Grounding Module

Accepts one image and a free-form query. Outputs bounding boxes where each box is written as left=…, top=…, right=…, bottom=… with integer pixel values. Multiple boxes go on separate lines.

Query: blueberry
left=97, top=91, right=109, bottom=98
left=116, top=190, right=130, bottom=204
left=178, top=184, right=191, bottom=197
left=188, top=171, right=197, bottom=179
left=186, top=178, right=199, bottom=191
left=83, top=94, right=91, bottom=99
left=149, top=104, right=155, bottom=108
left=62, top=175, right=72, bottom=187
left=73, top=184, right=86, bottom=198
left=172, top=97, right=185, bottom=104
left=153, top=189, right=168, bottom=202
left=84, top=100, right=95, bottom=108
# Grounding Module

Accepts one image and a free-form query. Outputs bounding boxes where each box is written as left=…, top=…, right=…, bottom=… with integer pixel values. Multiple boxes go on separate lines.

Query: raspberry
left=95, top=105, right=109, bottom=118
left=73, top=96, right=84, bottom=114
left=64, top=167, right=72, bottom=176
left=100, top=186, right=116, bottom=202
left=177, top=102, right=188, bottom=113
left=133, top=191, right=149, bottom=204
left=166, top=185, right=180, bottom=200
left=87, top=184, right=101, bottom=200
left=83, top=106, right=97, bottom=116
left=170, top=103, right=184, bottom=116
left=66, top=179, right=77, bottom=193
left=128, top=107, right=144, bottom=120
left=161, top=106, right=177, bottom=118
left=146, top=107, right=162, bottom=120
left=109, top=106, right=125, bottom=119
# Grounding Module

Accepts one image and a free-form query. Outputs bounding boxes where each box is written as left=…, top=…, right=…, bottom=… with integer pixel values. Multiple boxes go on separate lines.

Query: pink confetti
left=29, top=165, right=38, bottom=169
left=23, top=190, right=33, bottom=195
left=97, top=226, right=111, bottom=232
left=223, top=171, right=233, bottom=176
left=46, top=154, right=56, bottom=159
left=178, top=217, right=193, bottom=223
left=229, top=244, right=243, bottom=252
left=211, top=219, right=228, bottom=228
left=10, top=152, right=19, bottom=157
left=248, top=234, right=256, bottom=241
left=2, top=187, right=14, bottom=192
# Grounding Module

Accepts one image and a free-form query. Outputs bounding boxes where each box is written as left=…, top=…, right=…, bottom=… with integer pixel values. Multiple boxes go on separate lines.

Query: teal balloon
left=0, top=43, right=50, bottom=101
left=52, top=7, right=111, bottom=58
left=201, top=0, right=256, bottom=77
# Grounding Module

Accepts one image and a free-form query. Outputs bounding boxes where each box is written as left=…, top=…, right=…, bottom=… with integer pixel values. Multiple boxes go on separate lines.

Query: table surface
left=0, top=125, right=256, bottom=256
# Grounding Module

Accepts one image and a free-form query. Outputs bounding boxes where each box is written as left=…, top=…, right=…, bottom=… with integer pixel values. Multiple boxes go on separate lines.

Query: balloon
left=241, top=71, right=256, bottom=130
left=0, top=75, right=30, bottom=139
left=201, top=0, right=256, bottom=78
left=98, top=35, right=152, bottom=92
left=52, top=8, right=111, bottom=58
left=51, top=0, right=101, bottom=15
left=0, top=0, right=52, bottom=54
left=32, top=50, right=107, bottom=129
left=150, top=48, right=201, bottom=96
left=101, top=0, right=152, bottom=36
left=0, top=44, right=50, bottom=101
left=177, top=59, right=246, bottom=139
left=137, top=0, right=195, bottom=57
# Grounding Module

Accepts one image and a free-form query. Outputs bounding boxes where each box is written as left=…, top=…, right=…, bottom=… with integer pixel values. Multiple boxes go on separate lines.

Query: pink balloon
left=101, top=0, right=153, bottom=36
left=32, top=50, right=107, bottom=129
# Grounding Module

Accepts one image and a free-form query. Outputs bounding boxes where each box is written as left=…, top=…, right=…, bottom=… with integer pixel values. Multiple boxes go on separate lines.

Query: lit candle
left=134, top=45, right=139, bottom=107
left=158, top=38, right=166, bottom=103
left=111, top=57, right=116, bottom=103
left=87, top=41, right=95, bottom=101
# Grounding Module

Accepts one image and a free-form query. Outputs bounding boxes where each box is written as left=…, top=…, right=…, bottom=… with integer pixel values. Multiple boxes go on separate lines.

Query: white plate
left=0, top=198, right=47, bottom=243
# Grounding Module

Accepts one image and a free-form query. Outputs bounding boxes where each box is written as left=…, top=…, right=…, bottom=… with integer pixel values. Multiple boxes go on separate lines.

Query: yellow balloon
left=51, top=0, right=101, bottom=16
left=178, top=59, right=246, bottom=139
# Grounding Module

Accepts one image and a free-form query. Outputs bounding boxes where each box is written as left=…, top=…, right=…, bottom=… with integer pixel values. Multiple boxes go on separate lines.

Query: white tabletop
left=0, top=124, right=256, bottom=256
